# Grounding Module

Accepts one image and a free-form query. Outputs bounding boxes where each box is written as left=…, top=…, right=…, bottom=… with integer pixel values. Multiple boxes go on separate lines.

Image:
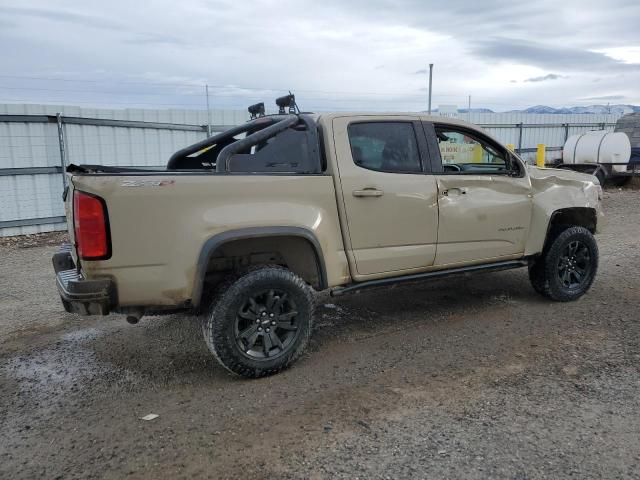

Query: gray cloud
left=581, top=95, right=626, bottom=101
left=124, top=33, right=190, bottom=47
left=524, top=74, right=566, bottom=83
left=324, top=0, right=640, bottom=47
left=0, top=0, right=639, bottom=111
left=0, top=6, right=123, bottom=31
left=471, top=38, right=640, bottom=72
left=0, top=18, right=16, bottom=29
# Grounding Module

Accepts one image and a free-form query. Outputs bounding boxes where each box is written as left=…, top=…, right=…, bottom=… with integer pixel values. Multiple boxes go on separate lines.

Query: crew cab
left=53, top=97, right=604, bottom=377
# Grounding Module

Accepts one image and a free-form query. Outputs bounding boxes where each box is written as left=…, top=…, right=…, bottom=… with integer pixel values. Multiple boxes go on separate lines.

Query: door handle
left=442, top=187, right=467, bottom=196
left=353, top=188, right=384, bottom=198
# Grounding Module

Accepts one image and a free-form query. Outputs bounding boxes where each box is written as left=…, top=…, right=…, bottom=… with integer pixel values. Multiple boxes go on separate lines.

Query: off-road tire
left=202, top=266, right=314, bottom=378
left=528, top=226, right=598, bottom=302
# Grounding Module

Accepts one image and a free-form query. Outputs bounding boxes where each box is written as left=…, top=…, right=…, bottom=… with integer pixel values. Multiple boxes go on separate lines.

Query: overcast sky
left=1, top=0, right=639, bottom=111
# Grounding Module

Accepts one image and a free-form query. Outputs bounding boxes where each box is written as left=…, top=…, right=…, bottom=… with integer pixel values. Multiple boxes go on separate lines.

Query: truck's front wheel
left=528, top=226, right=598, bottom=302
left=202, top=266, right=314, bottom=378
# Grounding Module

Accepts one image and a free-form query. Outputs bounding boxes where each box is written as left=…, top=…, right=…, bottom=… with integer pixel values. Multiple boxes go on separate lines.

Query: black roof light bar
left=276, top=93, right=299, bottom=114
left=248, top=102, right=265, bottom=119
left=246, top=92, right=300, bottom=118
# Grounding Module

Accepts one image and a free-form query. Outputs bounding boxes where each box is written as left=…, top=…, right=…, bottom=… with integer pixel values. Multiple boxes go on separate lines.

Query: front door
left=332, top=116, right=439, bottom=278
left=429, top=123, right=533, bottom=266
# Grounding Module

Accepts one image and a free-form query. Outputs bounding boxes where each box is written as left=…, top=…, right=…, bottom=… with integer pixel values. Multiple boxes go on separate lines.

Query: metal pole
left=517, top=122, right=523, bottom=153
left=205, top=84, right=212, bottom=137
left=563, top=123, right=569, bottom=142
left=56, top=113, right=67, bottom=188
left=468, top=95, right=471, bottom=122
left=427, top=64, right=433, bottom=115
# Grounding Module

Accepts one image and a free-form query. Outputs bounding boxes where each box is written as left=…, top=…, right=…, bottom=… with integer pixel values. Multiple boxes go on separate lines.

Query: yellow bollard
left=472, top=143, right=483, bottom=163
left=536, top=144, right=546, bottom=168
left=506, top=143, right=515, bottom=151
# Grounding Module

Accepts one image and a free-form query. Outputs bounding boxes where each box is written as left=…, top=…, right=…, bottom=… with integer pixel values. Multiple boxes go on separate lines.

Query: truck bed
left=66, top=171, right=349, bottom=309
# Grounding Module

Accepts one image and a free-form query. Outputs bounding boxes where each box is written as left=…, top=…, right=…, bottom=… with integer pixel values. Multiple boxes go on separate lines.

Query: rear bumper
left=53, top=246, right=113, bottom=315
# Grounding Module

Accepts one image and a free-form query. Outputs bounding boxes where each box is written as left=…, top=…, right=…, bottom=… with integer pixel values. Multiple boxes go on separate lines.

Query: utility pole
left=427, top=63, right=433, bottom=115
left=205, top=84, right=212, bottom=137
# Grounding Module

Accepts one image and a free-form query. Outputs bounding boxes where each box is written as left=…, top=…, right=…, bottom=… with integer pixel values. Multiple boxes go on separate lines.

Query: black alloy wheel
left=528, top=226, right=598, bottom=302
left=557, top=240, right=592, bottom=290
left=234, top=289, right=300, bottom=360
left=202, top=266, right=314, bottom=378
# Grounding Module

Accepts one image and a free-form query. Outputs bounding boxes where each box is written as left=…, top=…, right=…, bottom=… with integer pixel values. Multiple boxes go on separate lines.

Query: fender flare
left=191, top=226, right=327, bottom=308
left=540, top=207, right=598, bottom=251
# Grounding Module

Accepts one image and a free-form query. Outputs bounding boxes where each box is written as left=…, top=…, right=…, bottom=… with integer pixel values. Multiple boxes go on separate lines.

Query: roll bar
left=166, top=116, right=280, bottom=169
left=167, top=113, right=321, bottom=173
left=216, top=115, right=298, bottom=172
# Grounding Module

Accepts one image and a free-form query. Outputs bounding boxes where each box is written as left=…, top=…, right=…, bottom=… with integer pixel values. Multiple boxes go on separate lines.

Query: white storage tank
left=563, top=131, right=631, bottom=173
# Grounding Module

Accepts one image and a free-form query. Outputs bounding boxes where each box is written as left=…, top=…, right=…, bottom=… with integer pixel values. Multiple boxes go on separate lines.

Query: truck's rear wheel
left=528, top=226, right=598, bottom=302
left=202, top=266, right=314, bottom=378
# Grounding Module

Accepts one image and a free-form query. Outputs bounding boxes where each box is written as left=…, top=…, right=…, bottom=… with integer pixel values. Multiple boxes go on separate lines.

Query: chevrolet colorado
left=53, top=99, right=604, bottom=377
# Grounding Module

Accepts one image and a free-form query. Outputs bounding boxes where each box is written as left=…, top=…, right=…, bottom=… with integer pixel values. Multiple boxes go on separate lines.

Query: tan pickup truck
left=53, top=101, right=604, bottom=377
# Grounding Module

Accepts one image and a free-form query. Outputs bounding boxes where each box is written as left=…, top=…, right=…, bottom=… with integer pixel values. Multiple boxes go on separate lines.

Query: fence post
left=536, top=144, right=546, bottom=168
left=517, top=122, right=523, bottom=153
left=205, top=84, right=212, bottom=137
left=56, top=113, right=67, bottom=188
left=563, top=123, right=569, bottom=142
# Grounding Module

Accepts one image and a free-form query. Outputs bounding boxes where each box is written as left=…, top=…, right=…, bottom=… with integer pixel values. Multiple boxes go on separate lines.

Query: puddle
left=4, top=327, right=112, bottom=395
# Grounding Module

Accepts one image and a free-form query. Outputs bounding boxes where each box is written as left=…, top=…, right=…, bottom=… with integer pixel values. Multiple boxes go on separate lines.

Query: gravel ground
left=1, top=189, right=639, bottom=479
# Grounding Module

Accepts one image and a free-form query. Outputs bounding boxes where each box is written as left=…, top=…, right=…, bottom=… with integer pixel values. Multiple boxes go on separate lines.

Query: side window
left=436, top=128, right=511, bottom=174
left=348, top=122, right=422, bottom=173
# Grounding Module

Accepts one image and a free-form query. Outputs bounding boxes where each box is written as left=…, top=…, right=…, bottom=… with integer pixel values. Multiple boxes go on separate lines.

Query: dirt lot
left=1, top=189, right=639, bottom=480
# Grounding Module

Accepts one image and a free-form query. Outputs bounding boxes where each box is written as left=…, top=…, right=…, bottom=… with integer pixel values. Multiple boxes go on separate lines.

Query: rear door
left=332, top=116, right=439, bottom=278
left=425, top=122, right=533, bottom=266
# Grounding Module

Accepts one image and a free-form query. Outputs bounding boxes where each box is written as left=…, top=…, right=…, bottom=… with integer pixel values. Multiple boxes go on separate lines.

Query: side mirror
left=507, top=153, right=523, bottom=175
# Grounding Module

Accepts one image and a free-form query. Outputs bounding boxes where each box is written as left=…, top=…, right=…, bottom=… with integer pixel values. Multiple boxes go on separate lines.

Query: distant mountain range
left=510, top=104, right=640, bottom=115
left=457, top=108, right=495, bottom=114
left=447, top=105, right=640, bottom=115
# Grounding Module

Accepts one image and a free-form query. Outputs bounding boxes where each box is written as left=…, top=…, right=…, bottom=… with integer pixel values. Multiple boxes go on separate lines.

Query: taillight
left=73, top=191, right=111, bottom=260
